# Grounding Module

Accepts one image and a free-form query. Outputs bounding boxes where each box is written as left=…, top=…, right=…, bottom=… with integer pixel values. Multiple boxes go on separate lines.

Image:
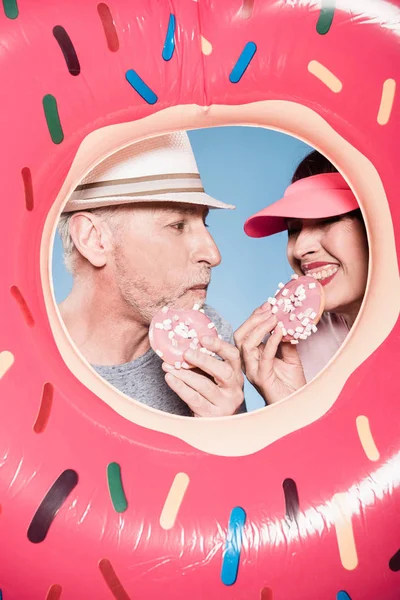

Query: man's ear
left=69, top=212, right=111, bottom=268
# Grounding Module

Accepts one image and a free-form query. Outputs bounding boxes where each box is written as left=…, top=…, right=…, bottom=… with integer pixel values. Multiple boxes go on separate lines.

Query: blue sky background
left=52, top=126, right=312, bottom=411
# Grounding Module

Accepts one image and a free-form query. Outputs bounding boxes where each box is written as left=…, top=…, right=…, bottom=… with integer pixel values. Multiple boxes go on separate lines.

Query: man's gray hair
left=57, top=206, right=122, bottom=274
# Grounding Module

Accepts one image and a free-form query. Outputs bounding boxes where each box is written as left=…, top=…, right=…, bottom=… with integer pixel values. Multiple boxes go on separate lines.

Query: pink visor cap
left=244, top=172, right=360, bottom=238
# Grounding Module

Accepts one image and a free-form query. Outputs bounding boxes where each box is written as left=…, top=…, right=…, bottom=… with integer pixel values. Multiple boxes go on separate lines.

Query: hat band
left=72, top=173, right=203, bottom=201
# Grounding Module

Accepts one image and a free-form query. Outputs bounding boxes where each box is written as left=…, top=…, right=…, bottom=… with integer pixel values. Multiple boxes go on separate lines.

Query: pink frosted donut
left=268, top=275, right=325, bottom=343
left=149, top=306, right=219, bottom=368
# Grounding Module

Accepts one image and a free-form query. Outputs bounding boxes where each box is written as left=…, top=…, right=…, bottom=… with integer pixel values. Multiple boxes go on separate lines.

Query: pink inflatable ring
left=1, top=1, right=399, bottom=598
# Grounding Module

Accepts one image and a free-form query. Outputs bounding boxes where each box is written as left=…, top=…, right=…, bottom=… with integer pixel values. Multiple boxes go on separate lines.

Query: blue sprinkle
left=337, top=592, right=352, bottom=600
left=162, top=14, right=176, bottom=61
left=221, top=506, right=246, bottom=586
left=229, top=42, right=257, bottom=83
left=125, top=70, right=158, bottom=105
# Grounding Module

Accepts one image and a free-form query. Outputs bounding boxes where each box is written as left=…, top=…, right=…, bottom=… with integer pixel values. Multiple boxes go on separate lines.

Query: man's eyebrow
left=157, top=205, right=209, bottom=218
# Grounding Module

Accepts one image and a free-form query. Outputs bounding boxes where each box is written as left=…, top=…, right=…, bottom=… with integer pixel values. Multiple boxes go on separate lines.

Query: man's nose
left=193, top=227, right=221, bottom=267
left=292, top=227, right=321, bottom=261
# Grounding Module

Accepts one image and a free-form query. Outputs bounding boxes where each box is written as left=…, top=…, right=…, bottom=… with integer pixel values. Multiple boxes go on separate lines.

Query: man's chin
left=155, top=293, right=206, bottom=313
left=177, top=289, right=207, bottom=310
left=187, top=288, right=207, bottom=306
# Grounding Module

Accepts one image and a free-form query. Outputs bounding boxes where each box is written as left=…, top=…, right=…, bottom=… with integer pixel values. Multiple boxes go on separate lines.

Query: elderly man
left=57, top=131, right=245, bottom=417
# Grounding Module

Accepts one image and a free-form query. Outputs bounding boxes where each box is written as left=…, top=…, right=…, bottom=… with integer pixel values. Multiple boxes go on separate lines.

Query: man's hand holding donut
left=234, top=303, right=306, bottom=405
left=162, top=337, right=244, bottom=417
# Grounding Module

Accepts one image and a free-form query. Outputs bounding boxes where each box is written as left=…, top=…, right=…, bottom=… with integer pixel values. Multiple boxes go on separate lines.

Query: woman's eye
left=321, top=216, right=341, bottom=226
left=287, top=225, right=301, bottom=236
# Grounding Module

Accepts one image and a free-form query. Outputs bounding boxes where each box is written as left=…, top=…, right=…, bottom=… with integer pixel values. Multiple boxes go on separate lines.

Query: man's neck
left=58, top=281, right=151, bottom=366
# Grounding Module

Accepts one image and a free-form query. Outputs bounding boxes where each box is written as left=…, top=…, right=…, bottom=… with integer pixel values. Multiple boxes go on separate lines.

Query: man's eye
left=171, top=221, right=185, bottom=231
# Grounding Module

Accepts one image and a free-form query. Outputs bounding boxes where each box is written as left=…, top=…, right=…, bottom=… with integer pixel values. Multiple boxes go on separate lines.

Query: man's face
left=109, top=202, right=222, bottom=322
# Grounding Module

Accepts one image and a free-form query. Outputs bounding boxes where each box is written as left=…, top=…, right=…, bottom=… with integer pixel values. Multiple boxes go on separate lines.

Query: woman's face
left=286, top=214, right=369, bottom=316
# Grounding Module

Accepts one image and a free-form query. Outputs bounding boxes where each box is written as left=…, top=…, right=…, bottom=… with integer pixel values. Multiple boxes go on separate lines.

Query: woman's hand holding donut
left=234, top=303, right=306, bottom=405
left=162, top=338, right=244, bottom=417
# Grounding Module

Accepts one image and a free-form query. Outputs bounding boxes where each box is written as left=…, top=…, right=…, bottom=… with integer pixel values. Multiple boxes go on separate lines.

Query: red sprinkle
left=21, top=167, right=34, bottom=211
left=97, top=3, right=119, bottom=52
left=10, top=286, right=34, bottom=327
left=33, top=382, right=54, bottom=433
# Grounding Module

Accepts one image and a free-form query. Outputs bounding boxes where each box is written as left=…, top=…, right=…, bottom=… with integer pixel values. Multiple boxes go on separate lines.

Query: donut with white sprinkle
left=268, top=274, right=325, bottom=343
left=149, top=305, right=219, bottom=367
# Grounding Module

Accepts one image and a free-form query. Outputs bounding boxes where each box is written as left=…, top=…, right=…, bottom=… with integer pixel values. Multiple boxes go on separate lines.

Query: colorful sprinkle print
left=201, top=35, right=213, bottom=55
left=99, top=559, right=130, bottom=600
left=10, top=286, right=34, bottom=327
left=0, top=351, right=14, bottom=380
left=45, top=584, right=63, bottom=600
left=162, top=14, right=176, bottom=61
left=308, top=60, right=343, bottom=93
left=2, top=0, right=18, bottom=19
left=159, top=472, right=190, bottom=530
left=221, top=507, right=246, bottom=586
left=27, top=470, right=79, bottom=543
left=332, top=493, right=358, bottom=571
left=356, top=415, right=380, bottom=461
left=107, top=462, right=128, bottom=513
left=336, top=592, right=352, bottom=600
left=125, top=69, right=158, bottom=104
left=33, top=382, right=54, bottom=434
left=21, top=167, right=34, bottom=211
left=97, top=3, right=119, bottom=52
left=317, top=0, right=336, bottom=35
left=389, top=548, right=400, bottom=572
left=229, top=42, right=257, bottom=83
left=53, top=26, right=81, bottom=76
left=378, top=78, right=396, bottom=125
left=42, top=94, right=64, bottom=144
left=283, top=478, right=300, bottom=522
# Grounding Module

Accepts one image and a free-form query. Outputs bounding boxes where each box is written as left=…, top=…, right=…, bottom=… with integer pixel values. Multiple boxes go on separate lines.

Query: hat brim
left=62, top=191, right=235, bottom=214
left=244, top=189, right=359, bottom=238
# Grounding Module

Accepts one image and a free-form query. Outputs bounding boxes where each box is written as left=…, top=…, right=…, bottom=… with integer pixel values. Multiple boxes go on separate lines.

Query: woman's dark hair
left=291, top=150, right=363, bottom=223
left=291, top=150, right=338, bottom=184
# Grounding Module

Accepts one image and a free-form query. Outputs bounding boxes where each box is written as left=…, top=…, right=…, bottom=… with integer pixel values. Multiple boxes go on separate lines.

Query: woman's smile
left=301, top=261, right=340, bottom=286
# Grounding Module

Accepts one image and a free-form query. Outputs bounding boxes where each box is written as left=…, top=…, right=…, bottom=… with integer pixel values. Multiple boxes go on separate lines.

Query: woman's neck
left=335, top=299, right=363, bottom=330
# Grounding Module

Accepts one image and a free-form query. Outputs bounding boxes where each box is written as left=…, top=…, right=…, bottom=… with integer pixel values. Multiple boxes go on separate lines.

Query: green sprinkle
left=317, top=0, right=336, bottom=35
left=107, top=462, right=128, bottom=513
left=3, top=0, right=18, bottom=19
left=42, top=94, right=64, bottom=144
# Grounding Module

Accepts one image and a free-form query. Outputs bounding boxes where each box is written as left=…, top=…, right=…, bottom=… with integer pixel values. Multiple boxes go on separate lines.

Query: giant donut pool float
left=1, top=1, right=399, bottom=598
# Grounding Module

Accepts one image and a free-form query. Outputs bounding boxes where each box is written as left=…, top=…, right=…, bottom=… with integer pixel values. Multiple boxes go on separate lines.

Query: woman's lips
left=302, top=261, right=336, bottom=271
left=320, top=271, right=338, bottom=287
left=302, top=262, right=340, bottom=284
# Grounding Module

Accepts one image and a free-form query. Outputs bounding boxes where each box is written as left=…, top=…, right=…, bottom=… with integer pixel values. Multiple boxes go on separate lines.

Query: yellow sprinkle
left=377, top=78, right=396, bottom=125
left=0, top=351, right=14, bottom=379
left=201, top=36, right=212, bottom=56
left=308, top=60, right=343, bottom=93
left=331, top=493, right=358, bottom=571
left=356, top=415, right=380, bottom=461
left=160, top=472, right=190, bottom=530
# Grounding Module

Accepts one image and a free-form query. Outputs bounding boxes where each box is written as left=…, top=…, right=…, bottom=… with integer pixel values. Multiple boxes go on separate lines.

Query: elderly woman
left=235, top=150, right=369, bottom=405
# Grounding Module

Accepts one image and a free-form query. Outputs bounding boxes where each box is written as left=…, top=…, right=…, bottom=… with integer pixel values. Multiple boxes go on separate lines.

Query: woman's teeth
left=309, top=267, right=339, bottom=280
